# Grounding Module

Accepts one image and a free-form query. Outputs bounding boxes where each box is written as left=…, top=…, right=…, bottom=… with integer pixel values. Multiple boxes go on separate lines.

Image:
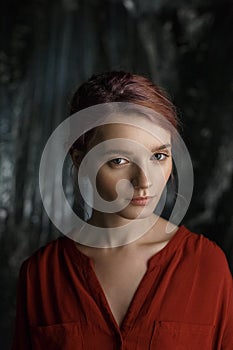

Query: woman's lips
left=129, top=196, right=155, bottom=206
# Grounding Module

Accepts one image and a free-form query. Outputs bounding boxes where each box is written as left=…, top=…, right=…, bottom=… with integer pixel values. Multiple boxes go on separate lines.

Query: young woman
left=12, top=72, right=233, bottom=349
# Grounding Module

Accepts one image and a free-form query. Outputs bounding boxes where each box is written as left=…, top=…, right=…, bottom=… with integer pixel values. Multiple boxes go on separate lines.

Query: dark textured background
left=0, top=0, right=233, bottom=348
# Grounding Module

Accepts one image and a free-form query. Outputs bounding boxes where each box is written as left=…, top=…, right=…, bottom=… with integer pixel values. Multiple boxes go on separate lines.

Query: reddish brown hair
left=69, top=71, right=179, bottom=153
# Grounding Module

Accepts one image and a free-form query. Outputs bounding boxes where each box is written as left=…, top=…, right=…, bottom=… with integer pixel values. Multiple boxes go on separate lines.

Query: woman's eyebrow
left=103, top=143, right=171, bottom=155
left=152, top=143, right=171, bottom=152
left=103, top=149, right=133, bottom=156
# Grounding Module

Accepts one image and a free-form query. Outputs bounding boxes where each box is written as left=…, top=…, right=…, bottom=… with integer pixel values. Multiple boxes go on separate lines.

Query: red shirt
left=12, top=225, right=233, bottom=349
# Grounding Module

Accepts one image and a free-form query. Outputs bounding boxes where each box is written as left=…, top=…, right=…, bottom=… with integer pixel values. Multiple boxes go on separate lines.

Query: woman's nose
left=131, top=165, right=152, bottom=189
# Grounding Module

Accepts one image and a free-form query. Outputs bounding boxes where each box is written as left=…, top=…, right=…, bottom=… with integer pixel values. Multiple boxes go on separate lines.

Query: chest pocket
left=30, top=322, right=84, bottom=350
left=150, top=321, right=214, bottom=350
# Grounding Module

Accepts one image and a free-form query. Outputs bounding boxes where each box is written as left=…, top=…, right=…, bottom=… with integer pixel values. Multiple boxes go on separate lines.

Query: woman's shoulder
left=19, top=236, right=67, bottom=274
left=181, top=225, right=232, bottom=280
left=157, top=218, right=228, bottom=263
left=183, top=225, right=226, bottom=256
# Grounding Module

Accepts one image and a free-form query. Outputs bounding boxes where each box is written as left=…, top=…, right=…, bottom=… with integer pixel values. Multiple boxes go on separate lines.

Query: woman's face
left=83, top=122, right=172, bottom=222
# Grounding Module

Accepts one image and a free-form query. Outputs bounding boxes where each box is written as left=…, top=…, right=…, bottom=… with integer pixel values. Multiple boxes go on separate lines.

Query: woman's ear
left=71, top=149, right=85, bottom=169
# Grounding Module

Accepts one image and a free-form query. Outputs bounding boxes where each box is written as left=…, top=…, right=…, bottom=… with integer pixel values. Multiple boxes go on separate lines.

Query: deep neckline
left=62, top=225, right=191, bottom=331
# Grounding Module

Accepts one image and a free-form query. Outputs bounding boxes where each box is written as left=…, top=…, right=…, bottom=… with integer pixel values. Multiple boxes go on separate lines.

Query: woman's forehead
left=94, top=123, right=171, bottom=146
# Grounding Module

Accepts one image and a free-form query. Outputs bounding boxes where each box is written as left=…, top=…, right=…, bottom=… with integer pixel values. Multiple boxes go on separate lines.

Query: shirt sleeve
left=11, top=260, right=32, bottom=350
left=221, top=280, right=233, bottom=349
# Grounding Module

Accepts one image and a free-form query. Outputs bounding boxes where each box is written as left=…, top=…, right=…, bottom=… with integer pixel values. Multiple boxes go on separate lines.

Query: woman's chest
left=29, top=245, right=219, bottom=350
left=91, top=255, right=148, bottom=326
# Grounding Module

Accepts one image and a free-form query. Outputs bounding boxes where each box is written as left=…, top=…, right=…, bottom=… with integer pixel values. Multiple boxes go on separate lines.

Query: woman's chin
left=117, top=205, right=156, bottom=221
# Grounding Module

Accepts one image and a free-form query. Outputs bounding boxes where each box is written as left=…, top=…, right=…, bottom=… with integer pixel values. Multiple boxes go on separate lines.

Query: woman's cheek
left=96, top=170, right=119, bottom=201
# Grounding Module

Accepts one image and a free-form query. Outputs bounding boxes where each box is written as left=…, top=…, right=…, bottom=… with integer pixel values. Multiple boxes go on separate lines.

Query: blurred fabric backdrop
left=1, top=0, right=233, bottom=348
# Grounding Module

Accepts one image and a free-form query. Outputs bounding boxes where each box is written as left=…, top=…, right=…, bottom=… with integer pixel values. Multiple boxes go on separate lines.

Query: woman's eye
left=110, top=158, right=128, bottom=165
left=151, top=153, right=169, bottom=161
